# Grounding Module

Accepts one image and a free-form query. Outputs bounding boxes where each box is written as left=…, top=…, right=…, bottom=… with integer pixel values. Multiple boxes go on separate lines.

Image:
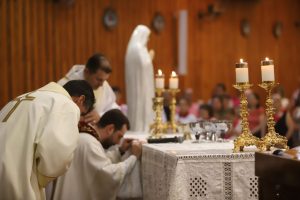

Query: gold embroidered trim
left=2, top=93, right=35, bottom=122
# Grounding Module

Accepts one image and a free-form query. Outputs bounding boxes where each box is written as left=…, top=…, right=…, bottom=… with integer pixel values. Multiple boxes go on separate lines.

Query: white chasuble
left=53, top=133, right=137, bottom=200
left=105, top=145, right=143, bottom=198
left=57, top=65, right=119, bottom=116
left=125, top=25, right=155, bottom=132
left=0, top=82, right=80, bottom=200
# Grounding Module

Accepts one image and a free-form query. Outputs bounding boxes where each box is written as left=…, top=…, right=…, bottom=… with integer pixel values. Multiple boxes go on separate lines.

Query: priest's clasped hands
left=119, top=138, right=143, bottom=159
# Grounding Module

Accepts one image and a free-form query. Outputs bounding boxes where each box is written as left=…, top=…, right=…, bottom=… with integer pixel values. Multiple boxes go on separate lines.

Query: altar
left=141, top=141, right=258, bottom=200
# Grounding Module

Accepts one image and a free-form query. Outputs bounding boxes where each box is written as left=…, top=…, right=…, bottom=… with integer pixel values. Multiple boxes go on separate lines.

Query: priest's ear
left=84, top=67, right=90, bottom=75
left=72, top=95, right=86, bottom=114
left=104, top=124, right=115, bottom=137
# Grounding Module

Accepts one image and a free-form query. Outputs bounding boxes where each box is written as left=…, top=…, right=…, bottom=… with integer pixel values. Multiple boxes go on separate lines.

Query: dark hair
left=112, top=86, right=121, bottom=93
left=212, top=95, right=225, bottom=110
left=253, top=92, right=260, bottom=108
left=199, top=104, right=213, bottom=118
left=216, top=83, right=226, bottom=92
left=97, top=109, right=130, bottom=131
left=86, top=53, right=112, bottom=74
left=63, top=80, right=95, bottom=113
left=295, top=92, right=300, bottom=107
left=223, top=94, right=231, bottom=100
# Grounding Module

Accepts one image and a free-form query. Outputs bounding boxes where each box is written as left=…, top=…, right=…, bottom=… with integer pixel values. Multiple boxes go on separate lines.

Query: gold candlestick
left=259, top=81, right=288, bottom=151
left=149, top=88, right=166, bottom=138
left=233, top=83, right=260, bottom=152
left=168, top=88, right=180, bottom=133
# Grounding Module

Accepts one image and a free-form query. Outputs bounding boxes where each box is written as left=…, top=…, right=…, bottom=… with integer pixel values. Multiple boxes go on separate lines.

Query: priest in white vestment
left=52, top=109, right=141, bottom=200
left=0, top=80, right=95, bottom=200
left=106, top=145, right=143, bottom=198
left=58, top=53, right=119, bottom=124
left=125, top=25, right=155, bottom=132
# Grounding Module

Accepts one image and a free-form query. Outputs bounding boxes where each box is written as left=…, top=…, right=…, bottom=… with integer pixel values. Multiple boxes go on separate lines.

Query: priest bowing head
left=83, top=54, right=112, bottom=90
left=63, top=80, right=96, bottom=114
left=58, top=53, right=120, bottom=124
left=0, top=80, right=95, bottom=200
left=52, top=109, right=141, bottom=200
left=95, top=109, right=130, bottom=149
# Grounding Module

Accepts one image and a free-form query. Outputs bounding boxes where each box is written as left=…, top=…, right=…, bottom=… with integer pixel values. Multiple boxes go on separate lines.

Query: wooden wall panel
left=0, top=0, right=300, bottom=108
left=0, top=0, right=9, bottom=102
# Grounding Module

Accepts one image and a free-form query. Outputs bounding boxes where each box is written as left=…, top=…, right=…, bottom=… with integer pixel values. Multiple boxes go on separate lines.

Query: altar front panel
left=142, top=142, right=258, bottom=200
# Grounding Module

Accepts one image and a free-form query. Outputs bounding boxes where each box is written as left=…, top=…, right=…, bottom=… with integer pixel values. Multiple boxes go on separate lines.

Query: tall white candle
left=261, top=57, right=275, bottom=82
left=155, top=69, right=165, bottom=89
left=169, top=71, right=179, bottom=89
left=235, top=59, right=249, bottom=83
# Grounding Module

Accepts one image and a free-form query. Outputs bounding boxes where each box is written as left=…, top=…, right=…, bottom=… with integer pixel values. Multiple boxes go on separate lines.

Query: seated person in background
left=0, top=80, right=95, bottom=200
left=273, top=85, right=290, bottom=110
left=224, top=105, right=242, bottom=139
left=211, top=95, right=227, bottom=120
left=262, top=94, right=295, bottom=147
left=223, top=94, right=235, bottom=120
left=198, top=104, right=214, bottom=120
left=290, top=76, right=300, bottom=109
left=246, top=92, right=265, bottom=137
left=223, top=94, right=234, bottom=110
left=176, top=97, right=197, bottom=124
left=212, top=83, right=227, bottom=97
left=232, top=90, right=241, bottom=109
left=58, top=53, right=119, bottom=124
left=112, top=86, right=128, bottom=116
left=182, top=88, right=203, bottom=118
left=52, top=109, right=142, bottom=200
left=292, top=92, right=300, bottom=146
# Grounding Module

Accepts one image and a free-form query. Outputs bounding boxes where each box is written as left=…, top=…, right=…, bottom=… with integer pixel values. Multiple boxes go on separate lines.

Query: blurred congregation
left=112, top=82, right=300, bottom=147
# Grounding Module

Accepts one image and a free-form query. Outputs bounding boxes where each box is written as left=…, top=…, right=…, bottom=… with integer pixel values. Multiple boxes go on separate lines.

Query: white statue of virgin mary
left=125, top=25, right=155, bottom=132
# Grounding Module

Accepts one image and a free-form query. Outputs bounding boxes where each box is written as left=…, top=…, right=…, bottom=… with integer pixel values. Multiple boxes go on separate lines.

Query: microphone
left=272, top=149, right=296, bottom=159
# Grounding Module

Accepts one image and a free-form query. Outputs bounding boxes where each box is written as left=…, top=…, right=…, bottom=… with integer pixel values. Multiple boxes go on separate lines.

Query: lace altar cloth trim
left=142, top=143, right=258, bottom=200
left=224, top=162, right=233, bottom=200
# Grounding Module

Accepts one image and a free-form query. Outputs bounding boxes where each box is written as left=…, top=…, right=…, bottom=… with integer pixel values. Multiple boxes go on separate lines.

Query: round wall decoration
left=152, top=13, right=165, bottom=33
left=103, top=8, right=118, bottom=30
left=240, top=19, right=250, bottom=37
left=273, top=21, right=283, bottom=38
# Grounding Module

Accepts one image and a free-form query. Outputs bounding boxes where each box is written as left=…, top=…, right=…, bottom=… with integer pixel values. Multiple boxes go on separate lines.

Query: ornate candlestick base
left=234, top=132, right=260, bottom=152
left=260, top=131, right=288, bottom=151
left=233, top=83, right=260, bottom=152
left=150, top=89, right=166, bottom=138
left=168, top=88, right=180, bottom=133
left=259, top=81, right=289, bottom=151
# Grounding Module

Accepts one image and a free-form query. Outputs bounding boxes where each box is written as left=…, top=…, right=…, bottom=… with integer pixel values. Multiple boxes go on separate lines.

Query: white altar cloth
left=142, top=141, right=258, bottom=200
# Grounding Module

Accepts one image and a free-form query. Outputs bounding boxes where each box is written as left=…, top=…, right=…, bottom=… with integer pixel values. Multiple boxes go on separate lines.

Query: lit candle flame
left=158, top=69, right=163, bottom=76
left=240, top=58, right=244, bottom=63
left=265, top=57, right=269, bottom=61
left=171, top=71, right=177, bottom=77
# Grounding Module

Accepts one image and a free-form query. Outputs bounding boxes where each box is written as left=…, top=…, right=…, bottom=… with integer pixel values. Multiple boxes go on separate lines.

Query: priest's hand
left=84, top=109, right=100, bottom=124
left=119, top=138, right=133, bottom=155
left=131, top=140, right=142, bottom=159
